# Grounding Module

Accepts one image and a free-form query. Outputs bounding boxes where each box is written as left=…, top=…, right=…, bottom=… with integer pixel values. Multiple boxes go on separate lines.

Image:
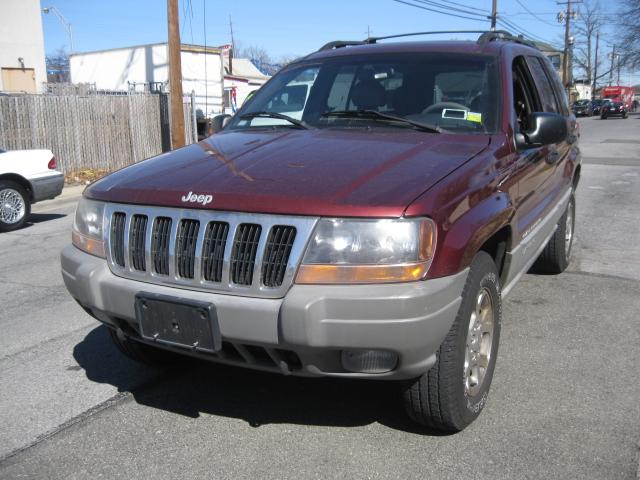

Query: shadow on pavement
left=73, top=325, right=443, bottom=435
left=28, top=213, right=67, bottom=224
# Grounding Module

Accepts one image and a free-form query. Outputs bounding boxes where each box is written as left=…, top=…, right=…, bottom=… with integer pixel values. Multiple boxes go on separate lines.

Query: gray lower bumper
left=61, top=245, right=468, bottom=380
left=31, top=173, right=64, bottom=202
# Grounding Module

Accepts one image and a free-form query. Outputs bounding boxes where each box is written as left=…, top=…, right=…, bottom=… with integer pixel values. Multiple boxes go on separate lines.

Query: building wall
left=0, top=0, right=47, bottom=93
left=70, top=44, right=224, bottom=115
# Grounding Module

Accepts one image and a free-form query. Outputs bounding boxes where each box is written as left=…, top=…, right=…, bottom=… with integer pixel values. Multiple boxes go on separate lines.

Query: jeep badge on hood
left=181, top=191, right=213, bottom=206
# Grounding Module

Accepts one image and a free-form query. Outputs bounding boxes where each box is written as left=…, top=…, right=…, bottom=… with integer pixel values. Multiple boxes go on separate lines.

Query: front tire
left=532, top=193, right=575, bottom=274
left=0, top=180, right=30, bottom=232
left=402, top=252, right=502, bottom=432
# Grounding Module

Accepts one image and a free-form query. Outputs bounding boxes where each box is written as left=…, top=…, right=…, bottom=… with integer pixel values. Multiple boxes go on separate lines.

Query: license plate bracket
left=135, top=292, right=221, bottom=353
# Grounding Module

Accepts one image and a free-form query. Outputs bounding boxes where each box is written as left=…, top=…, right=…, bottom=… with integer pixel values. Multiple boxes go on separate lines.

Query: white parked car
left=0, top=148, right=64, bottom=231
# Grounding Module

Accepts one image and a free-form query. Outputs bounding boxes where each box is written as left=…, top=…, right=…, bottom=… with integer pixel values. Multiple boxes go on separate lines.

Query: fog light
left=341, top=350, right=398, bottom=374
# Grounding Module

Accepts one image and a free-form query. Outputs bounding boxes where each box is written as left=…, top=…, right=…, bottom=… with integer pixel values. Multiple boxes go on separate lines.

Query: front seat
left=350, top=77, right=386, bottom=110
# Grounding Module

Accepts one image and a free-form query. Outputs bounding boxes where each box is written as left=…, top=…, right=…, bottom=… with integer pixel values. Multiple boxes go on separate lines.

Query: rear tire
left=532, top=193, right=575, bottom=274
left=108, top=328, right=185, bottom=367
left=0, top=180, right=30, bottom=232
left=402, top=252, right=502, bottom=432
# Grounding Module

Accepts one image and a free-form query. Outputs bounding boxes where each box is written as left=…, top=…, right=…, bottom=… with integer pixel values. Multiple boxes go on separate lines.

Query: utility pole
left=229, top=15, right=235, bottom=75
left=490, top=0, right=497, bottom=31
left=591, top=31, right=599, bottom=100
left=558, top=0, right=581, bottom=97
left=167, top=0, right=185, bottom=148
left=608, top=45, right=616, bottom=86
left=367, top=25, right=372, bottom=38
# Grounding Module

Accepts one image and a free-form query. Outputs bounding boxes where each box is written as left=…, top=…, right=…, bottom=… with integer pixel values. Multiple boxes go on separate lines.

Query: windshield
left=227, top=53, right=500, bottom=134
left=574, top=100, right=589, bottom=106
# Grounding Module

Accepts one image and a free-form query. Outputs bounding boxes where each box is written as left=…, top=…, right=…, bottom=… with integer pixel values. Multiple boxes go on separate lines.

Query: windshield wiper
left=239, top=111, right=313, bottom=129
left=321, top=109, right=443, bottom=133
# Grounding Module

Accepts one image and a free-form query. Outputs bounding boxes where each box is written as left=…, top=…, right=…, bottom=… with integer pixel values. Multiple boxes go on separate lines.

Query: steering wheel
left=423, top=102, right=469, bottom=114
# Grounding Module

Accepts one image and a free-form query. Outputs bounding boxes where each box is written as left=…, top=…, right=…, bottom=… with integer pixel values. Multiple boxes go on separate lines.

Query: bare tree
left=573, top=0, right=602, bottom=82
left=45, top=47, right=70, bottom=83
left=618, top=0, right=640, bottom=68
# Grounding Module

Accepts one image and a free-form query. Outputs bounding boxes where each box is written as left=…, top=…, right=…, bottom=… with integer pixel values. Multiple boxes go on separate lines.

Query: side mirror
left=211, top=114, right=232, bottom=134
left=515, top=112, right=568, bottom=149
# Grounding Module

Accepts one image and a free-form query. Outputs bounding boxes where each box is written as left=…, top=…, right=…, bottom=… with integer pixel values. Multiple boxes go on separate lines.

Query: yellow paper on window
left=467, top=112, right=482, bottom=123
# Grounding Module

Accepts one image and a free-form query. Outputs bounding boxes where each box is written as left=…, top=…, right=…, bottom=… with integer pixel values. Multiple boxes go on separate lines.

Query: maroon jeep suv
left=62, top=31, right=580, bottom=432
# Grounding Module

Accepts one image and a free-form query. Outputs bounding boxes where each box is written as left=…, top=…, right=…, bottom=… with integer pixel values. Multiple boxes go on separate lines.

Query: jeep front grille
left=111, top=212, right=126, bottom=267
left=130, top=215, right=148, bottom=271
left=230, top=223, right=262, bottom=286
left=104, top=204, right=317, bottom=299
left=201, top=221, right=229, bottom=283
left=176, top=219, right=200, bottom=279
left=262, top=225, right=297, bottom=287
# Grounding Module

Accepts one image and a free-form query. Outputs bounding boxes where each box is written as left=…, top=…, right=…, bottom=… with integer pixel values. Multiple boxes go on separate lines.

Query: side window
left=512, top=57, right=541, bottom=132
left=539, top=55, right=570, bottom=115
left=526, top=56, right=559, bottom=113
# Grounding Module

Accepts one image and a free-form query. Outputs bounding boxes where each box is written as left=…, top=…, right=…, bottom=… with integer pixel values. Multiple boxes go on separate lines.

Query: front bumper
left=31, top=172, right=64, bottom=202
left=61, top=245, right=467, bottom=380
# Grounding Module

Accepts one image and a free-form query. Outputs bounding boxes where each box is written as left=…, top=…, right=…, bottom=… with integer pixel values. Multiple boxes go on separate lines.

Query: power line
left=497, top=17, right=551, bottom=44
left=412, top=0, right=489, bottom=18
left=515, top=0, right=560, bottom=27
left=391, top=0, right=490, bottom=22
left=436, top=0, right=489, bottom=14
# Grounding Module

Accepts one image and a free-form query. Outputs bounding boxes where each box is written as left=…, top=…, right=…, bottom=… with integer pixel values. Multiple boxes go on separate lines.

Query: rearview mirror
left=516, top=112, right=568, bottom=149
left=211, top=114, right=232, bottom=134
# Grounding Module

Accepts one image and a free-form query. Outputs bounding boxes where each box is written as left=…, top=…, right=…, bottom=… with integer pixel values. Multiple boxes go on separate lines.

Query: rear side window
left=526, top=56, right=559, bottom=113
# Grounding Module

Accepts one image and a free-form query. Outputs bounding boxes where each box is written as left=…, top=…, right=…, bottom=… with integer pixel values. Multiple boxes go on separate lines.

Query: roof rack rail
left=477, top=30, right=537, bottom=48
left=366, top=30, right=489, bottom=43
left=316, top=30, right=539, bottom=53
left=318, top=40, right=371, bottom=51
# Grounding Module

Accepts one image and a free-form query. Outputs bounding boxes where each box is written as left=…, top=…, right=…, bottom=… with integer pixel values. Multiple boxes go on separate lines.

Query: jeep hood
left=86, top=129, right=489, bottom=217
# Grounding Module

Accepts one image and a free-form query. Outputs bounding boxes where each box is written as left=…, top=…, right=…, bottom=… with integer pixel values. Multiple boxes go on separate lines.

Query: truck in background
left=601, top=86, right=636, bottom=111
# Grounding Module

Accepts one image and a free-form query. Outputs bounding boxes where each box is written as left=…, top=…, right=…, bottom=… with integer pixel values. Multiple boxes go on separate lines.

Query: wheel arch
left=0, top=173, right=33, bottom=201
left=478, top=225, right=512, bottom=285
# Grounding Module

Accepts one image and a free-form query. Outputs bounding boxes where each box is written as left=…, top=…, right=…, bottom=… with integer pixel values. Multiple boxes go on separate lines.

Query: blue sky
left=40, top=0, right=637, bottom=82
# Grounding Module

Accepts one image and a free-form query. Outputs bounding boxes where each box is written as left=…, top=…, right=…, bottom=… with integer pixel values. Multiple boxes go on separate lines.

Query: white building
left=223, top=58, right=270, bottom=113
left=70, top=43, right=225, bottom=117
left=573, top=81, right=592, bottom=101
left=0, top=0, right=47, bottom=93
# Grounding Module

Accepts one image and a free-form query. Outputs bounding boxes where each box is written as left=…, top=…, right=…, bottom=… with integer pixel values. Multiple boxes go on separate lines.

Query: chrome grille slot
left=262, top=226, right=297, bottom=287
left=176, top=219, right=200, bottom=279
left=231, top=223, right=262, bottom=285
left=151, top=217, right=172, bottom=275
left=202, top=221, right=229, bottom=283
left=129, top=215, right=148, bottom=271
left=111, top=212, right=126, bottom=267
left=103, top=204, right=317, bottom=299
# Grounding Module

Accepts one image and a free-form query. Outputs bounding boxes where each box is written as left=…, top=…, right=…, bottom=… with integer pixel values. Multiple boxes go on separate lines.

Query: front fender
left=428, top=191, right=514, bottom=278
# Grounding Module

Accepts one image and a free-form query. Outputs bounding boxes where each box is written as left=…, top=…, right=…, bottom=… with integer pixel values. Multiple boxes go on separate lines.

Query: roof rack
left=477, top=30, right=537, bottom=48
left=316, top=30, right=539, bottom=52
left=318, top=40, right=370, bottom=51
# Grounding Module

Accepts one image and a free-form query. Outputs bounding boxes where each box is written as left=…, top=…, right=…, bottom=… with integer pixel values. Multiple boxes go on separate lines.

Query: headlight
left=72, top=198, right=106, bottom=258
left=296, top=218, right=436, bottom=284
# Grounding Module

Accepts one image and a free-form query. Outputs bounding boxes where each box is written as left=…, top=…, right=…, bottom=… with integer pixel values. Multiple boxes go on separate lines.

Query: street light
left=42, top=6, right=74, bottom=53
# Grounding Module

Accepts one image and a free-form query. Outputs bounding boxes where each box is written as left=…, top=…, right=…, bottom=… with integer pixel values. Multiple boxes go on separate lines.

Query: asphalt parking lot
left=1, top=115, right=639, bottom=479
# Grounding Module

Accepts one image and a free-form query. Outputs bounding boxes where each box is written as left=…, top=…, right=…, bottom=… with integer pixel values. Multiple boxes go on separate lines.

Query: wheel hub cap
left=0, top=188, right=25, bottom=224
left=463, top=287, right=494, bottom=397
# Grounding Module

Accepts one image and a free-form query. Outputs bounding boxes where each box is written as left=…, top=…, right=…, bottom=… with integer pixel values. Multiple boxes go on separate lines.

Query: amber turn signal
left=72, top=230, right=106, bottom=258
